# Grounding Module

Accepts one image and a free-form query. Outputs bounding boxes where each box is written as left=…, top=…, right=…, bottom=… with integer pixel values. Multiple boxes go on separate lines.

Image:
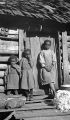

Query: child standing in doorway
left=4, top=55, right=21, bottom=95
left=39, top=40, right=56, bottom=99
left=20, top=49, right=34, bottom=101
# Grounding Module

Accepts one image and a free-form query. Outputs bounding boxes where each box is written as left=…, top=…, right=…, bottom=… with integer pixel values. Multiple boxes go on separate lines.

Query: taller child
left=39, top=40, right=56, bottom=98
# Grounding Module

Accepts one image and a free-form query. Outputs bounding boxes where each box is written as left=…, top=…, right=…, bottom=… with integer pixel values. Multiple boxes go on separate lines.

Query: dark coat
left=20, top=57, right=34, bottom=89
left=4, top=64, right=21, bottom=89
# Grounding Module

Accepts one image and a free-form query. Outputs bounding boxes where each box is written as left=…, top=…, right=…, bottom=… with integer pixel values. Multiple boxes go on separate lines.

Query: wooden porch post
left=62, top=31, right=70, bottom=84
left=18, top=29, right=25, bottom=60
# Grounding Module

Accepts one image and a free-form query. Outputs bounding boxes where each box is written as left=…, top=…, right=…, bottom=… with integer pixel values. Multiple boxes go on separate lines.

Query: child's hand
left=45, top=65, right=52, bottom=72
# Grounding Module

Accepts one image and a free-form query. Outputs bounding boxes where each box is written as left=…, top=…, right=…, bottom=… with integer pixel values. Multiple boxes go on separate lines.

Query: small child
left=20, top=49, right=34, bottom=101
left=39, top=40, right=56, bottom=99
left=4, top=55, right=21, bottom=95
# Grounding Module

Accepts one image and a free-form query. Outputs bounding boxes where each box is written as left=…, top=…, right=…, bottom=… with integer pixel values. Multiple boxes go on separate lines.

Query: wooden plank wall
left=62, top=31, right=70, bottom=84
left=0, top=29, right=19, bottom=92
left=0, top=28, right=58, bottom=91
left=25, top=35, right=58, bottom=89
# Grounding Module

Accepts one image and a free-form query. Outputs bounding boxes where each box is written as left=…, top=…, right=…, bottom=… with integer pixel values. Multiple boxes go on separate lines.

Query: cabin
left=0, top=0, right=70, bottom=119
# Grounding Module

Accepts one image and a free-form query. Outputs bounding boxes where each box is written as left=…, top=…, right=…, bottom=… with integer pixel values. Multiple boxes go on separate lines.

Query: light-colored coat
left=39, top=49, right=56, bottom=85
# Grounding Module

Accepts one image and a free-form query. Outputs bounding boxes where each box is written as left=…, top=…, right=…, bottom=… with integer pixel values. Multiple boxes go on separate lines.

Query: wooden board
left=30, top=36, right=41, bottom=88
left=0, top=86, right=4, bottom=92
left=14, top=109, right=70, bottom=119
left=0, top=56, right=10, bottom=62
left=24, top=115, right=70, bottom=120
left=0, top=40, right=18, bottom=46
left=25, top=37, right=30, bottom=49
left=0, top=64, right=7, bottom=69
left=0, top=50, right=18, bottom=54
left=0, top=71, right=4, bottom=77
left=62, top=32, right=70, bottom=84
left=18, top=29, right=25, bottom=60
left=0, top=78, right=4, bottom=85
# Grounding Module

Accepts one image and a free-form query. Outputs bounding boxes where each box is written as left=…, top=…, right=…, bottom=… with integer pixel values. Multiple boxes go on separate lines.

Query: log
left=0, top=86, right=4, bottom=92
left=0, top=78, right=4, bottom=85
left=0, top=49, right=18, bottom=54
left=0, top=71, right=5, bottom=77
left=0, top=56, right=9, bottom=62
left=0, top=29, right=18, bottom=40
left=0, top=45, right=18, bottom=51
left=7, top=34, right=18, bottom=39
left=8, top=29, right=18, bottom=34
left=0, top=36, right=18, bottom=41
left=0, top=40, right=18, bottom=46
left=0, top=64, right=7, bottom=69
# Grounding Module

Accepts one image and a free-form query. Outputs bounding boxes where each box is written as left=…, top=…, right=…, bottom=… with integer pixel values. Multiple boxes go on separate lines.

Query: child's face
left=11, top=61, right=16, bottom=65
left=25, top=51, right=31, bottom=59
left=44, top=41, right=51, bottom=50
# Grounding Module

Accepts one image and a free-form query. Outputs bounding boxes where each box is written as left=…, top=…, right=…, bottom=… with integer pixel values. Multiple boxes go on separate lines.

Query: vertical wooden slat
left=62, top=31, right=70, bottom=84
left=57, top=32, right=62, bottom=87
left=18, top=29, right=25, bottom=60
left=25, top=37, right=30, bottom=49
left=30, top=36, right=41, bottom=89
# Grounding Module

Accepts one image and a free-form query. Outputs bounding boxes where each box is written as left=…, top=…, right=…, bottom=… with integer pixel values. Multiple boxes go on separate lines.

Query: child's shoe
left=29, top=94, right=33, bottom=101
left=26, top=94, right=30, bottom=101
left=29, top=89, right=33, bottom=101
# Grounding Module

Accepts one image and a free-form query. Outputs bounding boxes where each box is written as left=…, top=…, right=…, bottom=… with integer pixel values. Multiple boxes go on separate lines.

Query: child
left=4, top=55, right=21, bottom=95
left=39, top=40, right=56, bottom=99
left=20, top=49, right=34, bottom=101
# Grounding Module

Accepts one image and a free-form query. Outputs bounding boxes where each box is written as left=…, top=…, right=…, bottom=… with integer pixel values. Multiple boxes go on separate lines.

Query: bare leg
left=7, top=90, right=11, bottom=95
left=49, top=82, right=56, bottom=98
left=14, top=90, right=18, bottom=95
left=29, top=89, right=33, bottom=101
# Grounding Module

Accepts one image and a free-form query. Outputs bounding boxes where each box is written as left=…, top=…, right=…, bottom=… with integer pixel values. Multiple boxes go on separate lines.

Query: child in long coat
left=39, top=40, right=56, bottom=98
left=4, top=55, right=21, bottom=95
left=20, top=49, right=34, bottom=101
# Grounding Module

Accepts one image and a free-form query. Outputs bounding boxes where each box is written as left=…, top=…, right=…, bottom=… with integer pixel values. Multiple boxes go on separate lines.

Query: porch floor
left=0, top=89, right=70, bottom=120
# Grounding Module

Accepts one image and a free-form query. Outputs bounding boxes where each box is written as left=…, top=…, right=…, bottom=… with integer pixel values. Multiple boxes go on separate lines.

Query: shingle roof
left=0, top=0, right=70, bottom=23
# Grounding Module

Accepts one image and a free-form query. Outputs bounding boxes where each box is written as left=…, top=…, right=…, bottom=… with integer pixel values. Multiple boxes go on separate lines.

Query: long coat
left=39, top=49, right=56, bottom=85
left=20, top=57, right=34, bottom=90
left=4, top=65, right=21, bottom=89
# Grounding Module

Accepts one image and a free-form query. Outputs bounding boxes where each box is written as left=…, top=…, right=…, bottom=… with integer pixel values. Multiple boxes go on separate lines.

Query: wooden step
left=14, top=108, right=70, bottom=119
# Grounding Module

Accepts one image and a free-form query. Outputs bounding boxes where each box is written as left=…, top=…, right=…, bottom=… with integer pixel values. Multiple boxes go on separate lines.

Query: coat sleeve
left=52, top=51, right=56, bottom=66
left=39, top=51, right=45, bottom=67
left=4, top=66, right=8, bottom=76
left=20, top=59, right=23, bottom=77
left=16, top=65, right=21, bottom=73
left=28, top=57, right=34, bottom=68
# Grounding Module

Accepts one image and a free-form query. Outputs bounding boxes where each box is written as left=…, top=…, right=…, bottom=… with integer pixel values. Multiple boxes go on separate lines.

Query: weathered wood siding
left=0, top=28, right=58, bottom=91
left=25, top=35, right=58, bottom=89
left=0, top=29, right=19, bottom=92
